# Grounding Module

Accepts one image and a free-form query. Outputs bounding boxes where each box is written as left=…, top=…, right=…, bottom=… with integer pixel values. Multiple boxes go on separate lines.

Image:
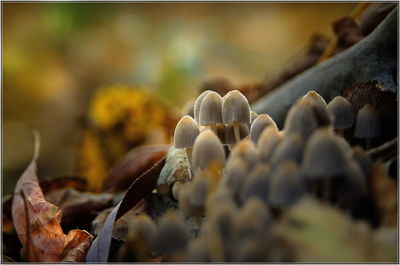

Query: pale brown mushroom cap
left=174, top=115, right=200, bottom=148
left=268, top=160, right=304, bottom=207
left=270, top=133, right=305, bottom=166
left=127, top=214, right=157, bottom=247
left=302, top=129, right=349, bottom=179
left=155, top=211, right=190, bottom=255
left=229, top=139, right=258, bottom=170
left=284, top=100, right=318, bottom=139
left=178, top=182, right=194, bottom=216
left=301, top=91, right=333, bottom=126
left=222, top=90, right=251, bottom=125
left=257, top=126, right=282, bottom=162
left=250, top=114, right=277, bottom=144
left=194, top=90, right=212, bottom=122
left=190, top=175, right=209, bottom=208
left=199, top=92, right=223, bottom=126
left=172, top=181, right=183, bottom=200
left=354, top=104, right=381, bottom=138
left=240, top=163, right=270, bottom=203
left=327, top=96, right=354, bottom=129
left=191, top=129, right=226, bottom=171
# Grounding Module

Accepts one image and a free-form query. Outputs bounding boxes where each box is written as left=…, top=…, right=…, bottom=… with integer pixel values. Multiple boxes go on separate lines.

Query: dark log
left=251, top=8, right=397, bottom=128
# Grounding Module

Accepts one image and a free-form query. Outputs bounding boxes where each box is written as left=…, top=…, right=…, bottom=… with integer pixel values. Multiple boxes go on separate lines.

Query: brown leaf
left=367, top=162, right=397, bottom=227
left=103, top=144, right=169, bottom=192
left=11, top=133, right=93, bottom=262
left=45, top=188, right=113, bottom=230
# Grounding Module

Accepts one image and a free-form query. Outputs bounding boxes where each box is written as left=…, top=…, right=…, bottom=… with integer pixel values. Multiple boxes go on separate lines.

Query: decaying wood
left=251, top=8, right=397, bottom=128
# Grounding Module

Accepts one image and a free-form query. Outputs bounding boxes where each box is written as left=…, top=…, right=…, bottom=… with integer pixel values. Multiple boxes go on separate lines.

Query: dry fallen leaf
left=104, top=144, right=169, bottom=193
left=11, top=132, right=93, bottom=262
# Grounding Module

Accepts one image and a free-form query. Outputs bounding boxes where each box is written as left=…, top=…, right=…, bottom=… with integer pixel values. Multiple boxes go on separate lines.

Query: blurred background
left=3, top=2, right=357, bottom=195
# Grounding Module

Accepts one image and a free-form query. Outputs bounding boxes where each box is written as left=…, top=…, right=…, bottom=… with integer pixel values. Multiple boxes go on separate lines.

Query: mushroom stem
left=185, top=147, right=193, bottom=179
left=233, top=122, right=240, bottom=143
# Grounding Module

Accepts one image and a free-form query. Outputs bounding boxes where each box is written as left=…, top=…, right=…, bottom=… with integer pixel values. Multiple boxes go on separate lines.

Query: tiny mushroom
left=199, top=91, right=224, bottom=134
left=257, top=126, right=282, bottom=162
left=283, top=100, right=318, bottom=140
left=191, top=129, right=226, bottom=174
left=174, top=115, right=200, bottom=166
left=354, top=104, right=381, bottom=149
left=222, top=90, right=251, bottom=144
left=249, top=114, right=277, bottom=144
left=194, top=90, right=212, bottom=122
left=300, top=90, right=332, bottom=126
left=327, top=96, right=355, bottom=135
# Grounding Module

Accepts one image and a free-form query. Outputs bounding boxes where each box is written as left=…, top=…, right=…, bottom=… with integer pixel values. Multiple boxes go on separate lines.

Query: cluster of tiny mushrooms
left=121, top=89, right=381, bottom=261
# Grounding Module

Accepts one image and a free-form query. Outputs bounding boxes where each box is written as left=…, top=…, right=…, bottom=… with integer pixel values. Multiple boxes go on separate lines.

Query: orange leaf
left=11, top=132, right=93, bottom=262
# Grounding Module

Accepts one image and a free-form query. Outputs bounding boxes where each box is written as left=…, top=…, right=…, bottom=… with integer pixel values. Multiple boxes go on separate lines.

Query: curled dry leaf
left=11, top=133, right=93, bottom=262
left=104, top=144, right=169, bottom=193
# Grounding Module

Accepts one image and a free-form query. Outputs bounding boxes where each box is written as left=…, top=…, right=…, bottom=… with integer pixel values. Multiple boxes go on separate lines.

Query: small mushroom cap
left=240, top=163, right=270, bottom=203
left=302, top=129, right=349, bottom=179
left=250, top=114, right=277, bottom=144
left=257, top=126, right=282, bottom=162
left=223, top=156, right=248, bottom=199
left=155, top=211, right=190, bottom=255
left=181, top=99, right=195, bottom=118
left=301, top=91, right=333, bottom=126
left=192, top=129, right=226, bottom=171
left=229, top=139, right=258, bottom=170
left=327, top=96, right=354, bottom=129
left=199, top=92, right=223, bottom=125
left=235, top=198, right=271, bottom=240
left=174, top=115, right=200, bottom=148
left=284, top=100, right=318, bottom=139
left=190, top=175, right=209, bottom=208
left=270, top=133, right=305, bottom=167
left=127, top=214, right=157, bottom=246
left=207, top=201, right=237, bottom=242
left=354, top=104, right=381, bottom=138
left=334, top=134, right=352, bottom=154
left=225, top=123, right=249, bottom=144
left=268, top=160, right=304, bottom=207
left=194, top=90, right=212, bottom=122
left=222, top=90, right=251, bottom=125
left=301, top=91, right=327, bottom=109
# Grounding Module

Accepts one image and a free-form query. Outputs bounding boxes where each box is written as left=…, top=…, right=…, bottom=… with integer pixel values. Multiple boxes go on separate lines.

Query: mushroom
left=154, top=211, right=190, bottom=258
left=222, top=90, right=251, bottom=144
left=269, top=133, right=305, bottom=167
left=354, top=104, right=381, bottom=149
left=300, top=90, right=332, bottom=126
left=268, top=160, right=305, bottom=208
left=228, top=139, right=258, bottom=170
left=172, top=181, right=183, bottom=201
left=257, top=126, right=282, bottom=162
left=174, top=115, right=200, bottom=168
left=327, top=96, right=355, bottom=136
left=225, top=123, right=250, bottom=149
left=240, top=163, right=270, bottom=204
left=186, top=237, right=211, bottom=262
left=191, top=129, right=226, bottom=174
left=194, top=90, right=212, bottom=122
left=283, top=100, right=318, bottom=140
left=302, top=129, right=350, bottom=201
left=190, top=175, right=209, bottom=225
left=249, top=114, right=277, bottom=144
left=223, top=156, right=248, bottom=202
left=199, top=91, right=224, bottom=134
left=178, top=182, right=195, bottom=217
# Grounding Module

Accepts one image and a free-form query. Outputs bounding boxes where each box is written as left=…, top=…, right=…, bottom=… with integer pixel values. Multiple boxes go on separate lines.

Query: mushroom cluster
left=121, top=89, right=385, bottom=262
